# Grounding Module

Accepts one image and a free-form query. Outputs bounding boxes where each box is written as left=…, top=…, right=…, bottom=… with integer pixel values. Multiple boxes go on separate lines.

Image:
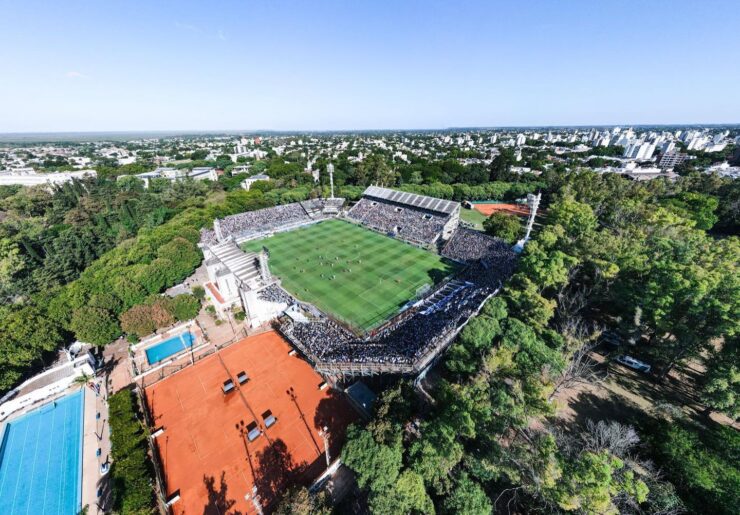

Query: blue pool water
left=0, top=389, right=84, bottom=515
left=145, top=331, right=196, bottom=365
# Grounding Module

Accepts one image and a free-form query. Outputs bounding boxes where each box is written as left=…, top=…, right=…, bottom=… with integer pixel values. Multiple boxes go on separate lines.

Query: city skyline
left=2, top=0, right=740, bottom=132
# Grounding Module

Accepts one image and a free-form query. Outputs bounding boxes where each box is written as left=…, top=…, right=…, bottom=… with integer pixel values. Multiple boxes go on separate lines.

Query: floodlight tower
left=514, top=192, right=541, bottom=253
left=327, top=163, right=335, bottom=199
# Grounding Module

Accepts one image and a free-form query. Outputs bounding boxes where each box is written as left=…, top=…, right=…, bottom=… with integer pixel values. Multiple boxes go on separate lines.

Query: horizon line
left=1, top=122, right=739, bottom=138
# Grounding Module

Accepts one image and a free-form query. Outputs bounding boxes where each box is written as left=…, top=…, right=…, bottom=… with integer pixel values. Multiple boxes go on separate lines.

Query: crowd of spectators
left=200, top=227, right=218, bottom=246
left=442, top=227, right=511, bottom=264
left=257, top=284, right=294, bottom=305
left=201, top=199, right=347, bottom=246
left=347, top=198, right=449, bottom=245
left=217, top=203, right=311, bottom=241
left=283, top=281, right=492, bottom=367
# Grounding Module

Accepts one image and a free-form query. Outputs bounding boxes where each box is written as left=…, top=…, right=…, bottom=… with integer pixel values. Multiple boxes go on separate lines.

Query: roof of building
left=363, top=185, right=460, bottom=215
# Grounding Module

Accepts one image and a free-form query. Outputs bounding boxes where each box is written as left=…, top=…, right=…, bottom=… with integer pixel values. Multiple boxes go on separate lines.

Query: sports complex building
left=198, top=185, right=518, bottom=378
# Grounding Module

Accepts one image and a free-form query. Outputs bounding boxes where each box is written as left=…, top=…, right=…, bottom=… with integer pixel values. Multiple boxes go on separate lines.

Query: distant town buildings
left=1, top=126, right=736, bottom=188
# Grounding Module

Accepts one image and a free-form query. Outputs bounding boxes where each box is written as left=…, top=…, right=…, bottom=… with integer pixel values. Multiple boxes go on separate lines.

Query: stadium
left=199, top=186, right=520, bottom=378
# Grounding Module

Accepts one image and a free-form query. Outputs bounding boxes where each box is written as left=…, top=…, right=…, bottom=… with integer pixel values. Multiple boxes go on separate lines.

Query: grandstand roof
left=363, top=186, right=460, bottom=216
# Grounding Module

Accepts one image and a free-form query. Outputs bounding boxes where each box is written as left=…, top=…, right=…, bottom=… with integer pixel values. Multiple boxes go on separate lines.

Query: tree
left=355, top=154, right=397, bottom=186
left=156, top=237, right=202, bottom=284
left=663, top=192, right=719, bottom=230
left=505, top=276, right=556, bottom=330
left=547, top=196, right=597, bottom=239
left=483, top=212, right=522, bottom=244
left=627, top=226, right=739, bottom=378
left=340, top=425, right=403, bottom=494
left=369, top=470, right=435, bottom=515
left=167, top=294, right=201, bottom=321
left=274, top=486, right=331, bottom=515
left=489, top=148, right=515, bottom=181
left=519, top=241, right=578, bottom=291
left=446, top=315, right=502, bottom=376
left=700, top=337, right=739, bottom=420
left=120, top=304, right=157, bottom=338
left=149, top=300, right=175, bottom=328
left=70, top=307, right=122, bottom=346
left=547, top=450, right=648, bottom=513
left=73, top=371, right=94, bottom=388
left=0, top=238, right=25, bottom=296
left=644, top=420, right=739, bottom=515
left=192, top=285, right=206, bottom=300
left=443, top=472, right=492, bottom=515
left=408, top=421, right=464, bottom=493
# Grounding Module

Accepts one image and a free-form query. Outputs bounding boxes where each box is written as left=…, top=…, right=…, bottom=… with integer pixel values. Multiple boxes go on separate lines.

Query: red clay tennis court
left=144, top=331, right=355, bottom=514
left=472, top=202, right=530, bottom=217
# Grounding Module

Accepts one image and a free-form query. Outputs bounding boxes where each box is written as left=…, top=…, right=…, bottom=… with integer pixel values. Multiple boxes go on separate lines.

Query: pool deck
left=80, top=380, right=112, bottom=514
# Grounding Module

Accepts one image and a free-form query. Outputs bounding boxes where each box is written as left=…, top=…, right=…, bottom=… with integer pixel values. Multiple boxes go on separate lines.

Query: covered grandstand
left=347, top=186, right=461, bottom=245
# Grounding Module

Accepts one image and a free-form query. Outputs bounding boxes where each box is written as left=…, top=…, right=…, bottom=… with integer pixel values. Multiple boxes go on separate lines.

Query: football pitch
left=242, top=219, right=459, bottom=332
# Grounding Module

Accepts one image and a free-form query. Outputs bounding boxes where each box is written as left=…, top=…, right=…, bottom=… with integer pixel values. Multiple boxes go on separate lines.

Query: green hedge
left=109, top=389, right=156, bottom=514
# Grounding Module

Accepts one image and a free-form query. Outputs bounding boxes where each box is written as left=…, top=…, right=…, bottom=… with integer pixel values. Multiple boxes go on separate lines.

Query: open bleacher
left=215, top=203, right=311, bottom=242
left=201, top=199, right=347, bottom=246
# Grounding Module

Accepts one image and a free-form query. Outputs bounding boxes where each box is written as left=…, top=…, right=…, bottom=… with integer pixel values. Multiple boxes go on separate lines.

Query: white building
left=706, top=162, right=740, bottom=179
left=121, top=166, right=217, bottom=188
left=623, top=141, right=656, bottom=160
left=240, top=173, right=270, bottom=191
left=0, top=168, right=97, bottom=188
left=201, top=240, right=287, bottom=326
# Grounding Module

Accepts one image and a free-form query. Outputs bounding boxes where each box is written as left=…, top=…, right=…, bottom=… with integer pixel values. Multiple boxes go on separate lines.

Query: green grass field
left=460, top=207, right=488, bottom=230
left=242, top=219, right=458, bottom=331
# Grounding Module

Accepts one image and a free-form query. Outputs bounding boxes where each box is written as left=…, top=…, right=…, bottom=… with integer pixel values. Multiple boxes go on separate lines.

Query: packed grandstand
left=198, top=186, right=518, bottom=376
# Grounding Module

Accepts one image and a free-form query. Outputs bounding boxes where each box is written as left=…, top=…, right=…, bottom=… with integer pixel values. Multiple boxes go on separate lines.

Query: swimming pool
left=145, top=331, right=196, bottom=365
left=0, top=389, right=84, bottom=515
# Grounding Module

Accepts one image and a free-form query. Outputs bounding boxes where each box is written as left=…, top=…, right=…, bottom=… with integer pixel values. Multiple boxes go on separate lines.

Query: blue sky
left=1, top=0, right=738, bottom=132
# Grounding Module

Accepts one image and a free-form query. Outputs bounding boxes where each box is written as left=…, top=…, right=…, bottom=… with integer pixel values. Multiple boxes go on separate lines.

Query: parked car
left=100, top=462, right=110, bottom=476
left=615, top=355, right=651, bottom=373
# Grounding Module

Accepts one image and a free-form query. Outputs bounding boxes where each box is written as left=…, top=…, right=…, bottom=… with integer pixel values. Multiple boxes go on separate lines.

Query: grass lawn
left=242, top=219, right=458, bottom=331
left=460, top=208, right=488, bottom=230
